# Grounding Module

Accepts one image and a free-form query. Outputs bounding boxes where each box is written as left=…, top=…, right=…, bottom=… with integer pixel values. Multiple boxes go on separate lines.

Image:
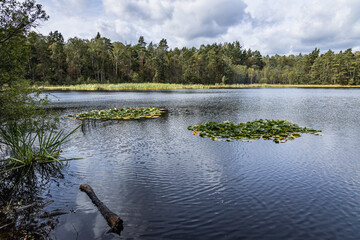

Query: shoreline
left=34, top=83, right=360, bottom=91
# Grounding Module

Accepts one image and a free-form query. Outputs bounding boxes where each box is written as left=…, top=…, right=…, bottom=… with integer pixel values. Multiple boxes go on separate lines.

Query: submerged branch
left=80, top=184, right=123, bottom=234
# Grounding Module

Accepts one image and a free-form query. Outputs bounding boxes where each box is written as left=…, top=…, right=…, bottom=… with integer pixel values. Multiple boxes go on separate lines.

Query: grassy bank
left=35, top=83, right=360, bottom=91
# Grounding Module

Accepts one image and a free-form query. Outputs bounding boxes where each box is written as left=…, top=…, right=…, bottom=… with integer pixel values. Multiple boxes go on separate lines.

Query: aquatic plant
left=188, top=119, right=322, bottom=143
left=0, top=121, right=78, bottom=239
left=0, top=121, right=80, bottom=176
left=70, top=107, right=166, bottom=120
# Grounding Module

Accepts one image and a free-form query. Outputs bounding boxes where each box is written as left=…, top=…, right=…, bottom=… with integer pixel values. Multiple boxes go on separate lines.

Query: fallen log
left=80, top=184, right=123, bottom=234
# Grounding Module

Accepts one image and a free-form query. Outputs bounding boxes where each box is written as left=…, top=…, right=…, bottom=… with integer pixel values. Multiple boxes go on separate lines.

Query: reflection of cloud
left=93, top=213, right=107, bottom=238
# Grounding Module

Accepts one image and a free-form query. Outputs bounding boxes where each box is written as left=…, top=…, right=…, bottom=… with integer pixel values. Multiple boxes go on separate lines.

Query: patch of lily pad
left=188, top=119, right=323, bottom=143
left=69, top=107, right=166, bottom=120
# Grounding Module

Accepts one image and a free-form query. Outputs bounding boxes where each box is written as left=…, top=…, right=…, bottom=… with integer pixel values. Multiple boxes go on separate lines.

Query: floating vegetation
left=69, top=107, right=166, bottom=120
left=188, top=119, right=323, bottom=143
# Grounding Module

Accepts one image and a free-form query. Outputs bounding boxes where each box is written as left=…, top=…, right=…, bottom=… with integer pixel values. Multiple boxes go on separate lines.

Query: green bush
left=259, top=78, right=268, bottom=84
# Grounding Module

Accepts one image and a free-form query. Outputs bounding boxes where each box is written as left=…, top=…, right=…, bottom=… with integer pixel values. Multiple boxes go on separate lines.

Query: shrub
left=259, top=78, right=268, bottom=84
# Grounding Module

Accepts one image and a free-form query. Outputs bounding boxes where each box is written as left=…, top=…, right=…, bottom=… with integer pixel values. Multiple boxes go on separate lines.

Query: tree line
left=21, top=31, right=360, bottom=86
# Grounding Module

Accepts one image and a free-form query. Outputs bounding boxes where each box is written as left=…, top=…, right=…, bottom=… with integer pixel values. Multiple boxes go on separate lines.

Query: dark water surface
left=45, top=88, right=360, bottom=239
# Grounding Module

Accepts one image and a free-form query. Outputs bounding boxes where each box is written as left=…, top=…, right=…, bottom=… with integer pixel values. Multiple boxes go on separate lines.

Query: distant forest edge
left=24, top=31, right=360, bottom=86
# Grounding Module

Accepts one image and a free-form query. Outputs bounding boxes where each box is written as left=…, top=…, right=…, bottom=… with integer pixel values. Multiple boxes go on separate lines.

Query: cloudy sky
left=35, top=0, right=360, bottom=55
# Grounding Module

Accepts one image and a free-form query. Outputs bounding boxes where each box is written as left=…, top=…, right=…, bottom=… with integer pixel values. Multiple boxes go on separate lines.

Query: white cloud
left=103, top=0, right=173, bottom=22
left=165, top=0, right=247, bottom=40
left=35, top=0, right=360, bottom=55
left=241, top=0, right=360, bottom=54
left=51, top=0, right=87, bottom=15
left=99, top=0, right=248, bottom=48
left=36, top=0, right=103, bottom=39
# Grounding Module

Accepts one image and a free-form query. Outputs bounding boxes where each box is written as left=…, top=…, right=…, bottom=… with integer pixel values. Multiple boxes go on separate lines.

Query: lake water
left=45, top=88, right=360, bottom=239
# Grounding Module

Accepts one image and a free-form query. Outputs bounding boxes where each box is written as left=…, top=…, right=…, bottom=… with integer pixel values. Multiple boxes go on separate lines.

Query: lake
left=45, top=88, right=360, bottom=239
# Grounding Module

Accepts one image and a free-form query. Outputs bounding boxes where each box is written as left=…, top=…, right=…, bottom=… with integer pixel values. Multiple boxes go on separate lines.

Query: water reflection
left=46, top=88, right=360, bottom=239
left=0, top=162, right=68, bottom=239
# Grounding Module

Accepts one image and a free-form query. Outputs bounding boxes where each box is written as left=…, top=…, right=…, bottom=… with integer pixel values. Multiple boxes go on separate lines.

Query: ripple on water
left=46, top=89, right=360, bottom=239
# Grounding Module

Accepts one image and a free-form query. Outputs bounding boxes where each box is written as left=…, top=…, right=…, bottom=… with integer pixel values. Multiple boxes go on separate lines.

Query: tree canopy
left=2, top=0, right=360, bottom=91
left=21, top=31, right=360, bottom=86
left=0, top=0, right=48, bottom=122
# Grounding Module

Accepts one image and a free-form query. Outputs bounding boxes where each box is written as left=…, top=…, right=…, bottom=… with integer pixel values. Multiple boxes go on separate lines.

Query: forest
left=1, top=0, right=360, bottom=238
left=24, top=31, right=360, bottom=86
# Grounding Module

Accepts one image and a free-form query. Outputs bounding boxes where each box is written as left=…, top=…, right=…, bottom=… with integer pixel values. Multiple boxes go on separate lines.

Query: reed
left=0, top=120, right=80, bottom=177
left=35, top=83, right=360, bottom=91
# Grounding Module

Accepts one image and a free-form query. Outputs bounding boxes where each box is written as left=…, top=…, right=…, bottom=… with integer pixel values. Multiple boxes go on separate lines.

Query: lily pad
left=70, top=107, right=166, bottom=120
left=188, top=119, right=322, bottom=143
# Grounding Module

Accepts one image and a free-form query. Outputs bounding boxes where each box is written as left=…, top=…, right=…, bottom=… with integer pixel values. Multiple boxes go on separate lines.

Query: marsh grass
left=36, top=83, right=360, bottom=91
left=38, top=83, right=208, bottom=90
left=0, top=120, right=81, bottom=179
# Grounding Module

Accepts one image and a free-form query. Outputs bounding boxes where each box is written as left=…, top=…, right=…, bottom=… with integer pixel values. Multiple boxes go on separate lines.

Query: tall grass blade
left=0, top=120, right=81, bottom=180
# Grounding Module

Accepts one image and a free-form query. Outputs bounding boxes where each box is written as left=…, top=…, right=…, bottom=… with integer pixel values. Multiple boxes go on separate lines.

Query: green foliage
left=70, top=107, right=166, bottom=120
left=188, top=119, right=322, bottom=143
left=259, top=78, right=268, bottom=84
left=0, top=81, right=48, bottom=122
left=262, top=48, right=360, bottom=85
left=0, top=120, right=81, bottom=176
left=0, top=0, right=48, bottom=123
left=1, top=3, right=359, bottom=88
left=20, top=29, right=360, bottom=86
left=0, top=0, right=48, bottom=83
left=23, top=33, right=262, bottom=85
left=0, top=0, right=48, bottom=45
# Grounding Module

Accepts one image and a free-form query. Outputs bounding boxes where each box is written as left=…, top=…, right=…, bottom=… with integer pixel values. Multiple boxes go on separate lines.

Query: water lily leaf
left=70, top=107, right=166, bottom=120
left=188, top=119, right=322, bottom=143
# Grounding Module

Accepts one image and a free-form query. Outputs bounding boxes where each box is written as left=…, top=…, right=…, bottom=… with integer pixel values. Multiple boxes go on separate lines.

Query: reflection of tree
left=0, top=164, right=66, bottom=239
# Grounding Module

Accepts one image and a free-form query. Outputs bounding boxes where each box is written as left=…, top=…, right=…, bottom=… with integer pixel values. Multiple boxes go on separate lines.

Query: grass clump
left=70, top=107, right=166, bottom=120
left=188, top=119, right=322, bottom=143
left=0, top=121, right=80, bottom=177
left=0, top=120, right=81, bottom=239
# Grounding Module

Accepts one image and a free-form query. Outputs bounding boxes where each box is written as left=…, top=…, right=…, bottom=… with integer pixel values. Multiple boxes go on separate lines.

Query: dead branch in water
left=80, top=184, right=123, bottom=234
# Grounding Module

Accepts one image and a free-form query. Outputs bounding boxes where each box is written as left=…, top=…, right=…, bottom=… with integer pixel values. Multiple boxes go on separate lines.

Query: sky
left=35, top=0, right=360, bottom=55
